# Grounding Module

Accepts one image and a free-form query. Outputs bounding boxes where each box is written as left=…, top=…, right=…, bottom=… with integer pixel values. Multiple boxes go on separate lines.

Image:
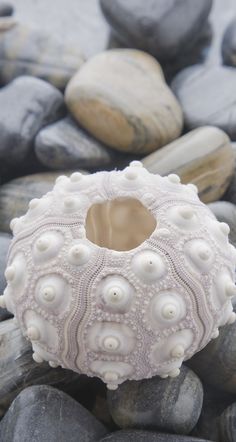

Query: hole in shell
left=85, top=197, right=157, bottom=251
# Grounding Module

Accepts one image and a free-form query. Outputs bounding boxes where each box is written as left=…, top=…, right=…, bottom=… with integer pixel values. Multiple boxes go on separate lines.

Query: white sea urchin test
left=2, top=163, right=236, bottom=390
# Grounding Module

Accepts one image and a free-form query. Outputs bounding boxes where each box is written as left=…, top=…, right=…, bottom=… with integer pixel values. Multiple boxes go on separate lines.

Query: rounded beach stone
left=187, top=310, right=236, bottom=393
left=107, top=366, right=203, bottom=434
left=218, top=403, right=236, bottom=442
left=172, top=65, right=236, bottom=140
left=222, top=18, right=236, bottom=67
left=0, top=319, right=88, bottom=417
left=142, top=126, right=234, bottom=203
left=0, top=2, right=13, bottom=16
left=0, top=170, right=88, bottom=233
left=0, top=76, right=65, bottom=168
left=35, top=116, right=135, bottom=170
left=208, top=201, right=236, bottom=247
left=99, top=430, right=212, bottom=442
left=193, top=385, right=235, bottom=442
left=0, top=23, right=84, bottom=89
left=100, top=0, right=213, bottom=61
left=0, top=384, right=107, bottom=442
left=65, top=49, right=183, bottom=154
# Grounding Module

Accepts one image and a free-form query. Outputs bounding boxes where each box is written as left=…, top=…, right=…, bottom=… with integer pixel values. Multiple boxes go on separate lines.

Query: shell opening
left=85, top=197, right=157, bottom=251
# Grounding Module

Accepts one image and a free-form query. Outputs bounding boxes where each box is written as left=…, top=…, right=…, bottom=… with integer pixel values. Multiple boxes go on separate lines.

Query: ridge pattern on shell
left=2, top=162, right=236, bottom=390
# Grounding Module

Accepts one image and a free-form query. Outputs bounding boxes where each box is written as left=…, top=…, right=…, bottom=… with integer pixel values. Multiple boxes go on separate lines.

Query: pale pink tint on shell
left=2, top=162, right=236, bottom=390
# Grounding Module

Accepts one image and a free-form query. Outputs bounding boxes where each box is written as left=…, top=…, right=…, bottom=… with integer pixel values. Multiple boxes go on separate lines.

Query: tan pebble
left=65, top=49, right=183, bottom=154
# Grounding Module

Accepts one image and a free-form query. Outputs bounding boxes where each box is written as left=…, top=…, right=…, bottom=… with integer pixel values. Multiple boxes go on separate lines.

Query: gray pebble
left=35, top=117, right=133, bottom=170
left=0, top=2, right=13, bottom=16
left=187, top=310, right=236, bottom=393
left=172, top=65, right=236, bottom=140
left=107, top=365, right=203, bottom=435
left=0, top=76, right=65, bottom=171
left=193, top=385, right=235, bottom=442
left=0, top=23, right=84, bottom=89
left=0, top=319, right=89, bottom=418
left=222, top=18, right=236, bottom=67
left=99, top=430, right=212, bottom=442
left=100, top=0, right=212, bottom=61
left=218, top=403, right=236, bottom=442
left=0, top=384, right=107, bottom=442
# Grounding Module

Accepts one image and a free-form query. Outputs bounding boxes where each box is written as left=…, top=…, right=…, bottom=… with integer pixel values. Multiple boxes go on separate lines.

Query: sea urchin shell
left=2, top=162, right=236, bottom=389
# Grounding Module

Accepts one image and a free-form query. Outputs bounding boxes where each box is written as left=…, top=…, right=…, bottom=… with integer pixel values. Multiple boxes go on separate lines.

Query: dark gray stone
left=35, top=117, right=133, bottom=170
left=187, top=308, right=236, bottom=393
left=0, top=319, right=90, bottom=418
left=0, top=76, right=65, bottom=170
left=0, top=232, right=12, bottom=321
left=107, top=365, right=203, bottom=435
left=0, top=2, right=13, bottom=16
left=0, top=170, right=88, bottom=234
left=100, top=0, right=213, bottom=61
left=193, top=385, right=235, bottom=442
left=107, top=21, right=213, bottom=84
left=99, top=430, right=212, bottom=442
left=222, top=18, right=236, bottom=67
left=0, top=384, right=107, bottom=442
left=172, top=65, right=236, bottom=140
left=218, top=403, right=236, bottom=442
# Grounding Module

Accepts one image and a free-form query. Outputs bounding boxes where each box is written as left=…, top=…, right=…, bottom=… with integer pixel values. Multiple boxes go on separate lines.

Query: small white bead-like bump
left=155, top=228, right=170, bottom=237
left=162, top=303, right=178, bottom=320
left=226, top=282, right=236, bottom=298
left=212, top=329, right=219, bottom=339
left=103, top=336, right=120, bottom=352
left=5, top=265, right=15, bottom=281
left=107, top=383, right=118, bottom=390
left=227, top=312, right=236, bottom=324
left=168, top=174, right=180, bottom=184
left=160, top=374, right=168, bottom=379
left=68, top=244, right=91, bottom=266
left=187, top=183, right=198, bottom=193
left=132, top=250, right=166, bottom=283
left=49, top=361, right=59, bottom=368
left=171, top=344, right=185, bottom=359
left=36, top=237, right=50, bottom=252
left=0, top=296, right=6, bottom=309
left=41, top=286, right=55, bottom=302
left=168, top=368, right=180, bottom=378
left=99, top=275, right=134, bottom=313
left=10, top=217, right=18, bottom=231
left=64, top=196, right=76, bottom=208
left=179, top=207, right=193, bottom=220
left=56, top=175, right=67, bottom=183
left=124, top=168, right=138, bottom=180
left=27, top=326, right=40, bottom=341
left=129, top=160, right=143, bottom=168
left=70, top=172, right=82, bottom=182
left=29, top=198, right=39, bottom=210
left=198, top=248, right=211, bottom=261
left=220, top=222, right=230, bottom=236
left=32, top=352, right=44, bottom=363
left=104, top=372, right=119, bottom=382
